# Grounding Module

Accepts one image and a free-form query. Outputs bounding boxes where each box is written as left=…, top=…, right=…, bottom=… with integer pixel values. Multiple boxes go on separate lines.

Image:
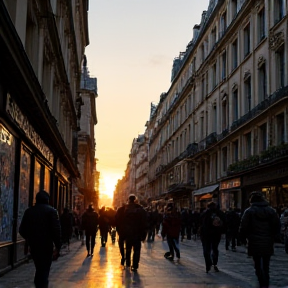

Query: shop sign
left=6, top=93, right=53, bottom=164
left=243, top=165, right=288, bottom=186
left=220, top=178, right=241, bottom=190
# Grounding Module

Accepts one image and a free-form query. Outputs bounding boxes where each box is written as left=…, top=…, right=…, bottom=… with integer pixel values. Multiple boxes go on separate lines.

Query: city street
left=0, top=235, right=287, bottom=288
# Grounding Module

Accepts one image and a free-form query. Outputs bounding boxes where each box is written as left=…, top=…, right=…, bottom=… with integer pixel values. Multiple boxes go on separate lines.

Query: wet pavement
left=0, top=235, right=288, bottom=288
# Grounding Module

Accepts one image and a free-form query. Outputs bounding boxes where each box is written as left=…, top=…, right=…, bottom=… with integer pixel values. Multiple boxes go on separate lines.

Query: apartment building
left=146, top=0, right=288, bottom=212
left=0, top=0, right=90, bottom=272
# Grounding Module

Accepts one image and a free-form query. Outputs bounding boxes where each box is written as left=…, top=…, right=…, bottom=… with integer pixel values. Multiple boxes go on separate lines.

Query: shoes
left=206, top=265, right=211, bottom=273
left=131, top=267, right=138, bottom=272
left=214, top=265, right=219, bottom=272
left=86, top=253, right=90, bottom=257
left=166, top=256, right=174, bottom=261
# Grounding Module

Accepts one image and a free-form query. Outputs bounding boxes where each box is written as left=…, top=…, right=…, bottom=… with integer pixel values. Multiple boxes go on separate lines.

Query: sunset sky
left=85, top=0, right=210, bottom=204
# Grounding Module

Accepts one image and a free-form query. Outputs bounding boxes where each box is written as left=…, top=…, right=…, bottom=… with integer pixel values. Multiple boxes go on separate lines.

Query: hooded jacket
left=239, top=200, right=280, bottom=256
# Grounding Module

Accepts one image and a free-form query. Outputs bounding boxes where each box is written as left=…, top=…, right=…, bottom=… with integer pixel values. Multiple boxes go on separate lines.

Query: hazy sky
left=85, top=0, right=210, bottom=200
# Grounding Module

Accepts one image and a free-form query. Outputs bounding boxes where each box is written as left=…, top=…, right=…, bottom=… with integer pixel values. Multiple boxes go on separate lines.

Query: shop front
left=242, top=162, right=288, bottom=210
left=193, top=184, right=219, bottom=211
left=219, top=178, right=241, bottom=212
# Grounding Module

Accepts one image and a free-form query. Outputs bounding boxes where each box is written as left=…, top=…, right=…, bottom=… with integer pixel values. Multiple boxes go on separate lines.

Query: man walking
left=199, top=201, right=225, bottom=273
left=239, top=191, right=280, bottom=288
left=115, top=203, right=127, bottom=265
left=19, top=190, right=61, bottom=288
left=122, top=194, right=147, bottom=272
left=81, top=204, right=99, bottom=256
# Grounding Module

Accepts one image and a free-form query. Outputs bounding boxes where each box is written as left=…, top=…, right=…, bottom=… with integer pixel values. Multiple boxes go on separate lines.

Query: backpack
left=211, top=213, right=223, bottom=227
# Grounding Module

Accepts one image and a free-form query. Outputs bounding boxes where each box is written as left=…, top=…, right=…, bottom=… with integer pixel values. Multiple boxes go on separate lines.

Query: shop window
left=44, top=166, right=51, bottom=193
left=0, top=124, right=15, bottom=243
left=17, top=146, right=31, bottom=240
left=33, top=160, right=41, bottom=205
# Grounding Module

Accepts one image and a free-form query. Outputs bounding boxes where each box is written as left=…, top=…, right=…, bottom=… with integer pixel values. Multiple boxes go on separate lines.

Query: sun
left=100, top=173, right=120, bottom=199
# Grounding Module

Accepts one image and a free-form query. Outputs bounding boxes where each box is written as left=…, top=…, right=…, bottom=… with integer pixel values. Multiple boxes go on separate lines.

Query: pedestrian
left=199, top=201, right=225, bottom=273
left=115, top=203, right=127, bottom=265
left=239, top=191, right=280, bottom=288
left=161, top=204, right=181, bottom=261
left=98, top=206, right=110, bottom=247
left=81, top=204, right=99, bottom=256
left=122, top=194, right=147, bottom=271
left=180, top=208, right=188, bottom=241
left=225, top=207, right=240, bottom=251
left=191, top=209, right=200, bottom=240
left=19, top=190, right=61, bottom=288
left=147, top=207, right=158, bottom=242
left=60, top=207, right=73, bottom=251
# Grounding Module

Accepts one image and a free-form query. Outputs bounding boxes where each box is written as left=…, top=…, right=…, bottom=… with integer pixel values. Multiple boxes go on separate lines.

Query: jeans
left=85, top=230, right=97, bottom=253
left=253, top=255, right=271, bottom=287
left=31, top=250, right=52, bottom=288
left=125, top=238, right=141, bottom=269
left=167, top=235, right=180, bottom=259
left=201, top=235, right=221, bottom=269
left=118, top=234, right=125, bottom=260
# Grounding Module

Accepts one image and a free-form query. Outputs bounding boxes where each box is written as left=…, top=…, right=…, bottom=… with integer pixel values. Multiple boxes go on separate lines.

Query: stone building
left=0, top=1, right=90, bottom=272
left=116, top=0, right=288, bottom=213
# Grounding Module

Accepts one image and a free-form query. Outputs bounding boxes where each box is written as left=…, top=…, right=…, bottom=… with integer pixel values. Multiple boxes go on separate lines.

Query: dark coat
left=199, top=207, right=226, bottom=240
left=60, top=210, right=73, bottom=242
left=115, top=205, right=126, bottom=237
left=122, top=202, right=147, bottom=241
left=81, top=208, right=99, bottom=233
left=162, top=211, right=182, bottom=239
left=239, top=201, right=280, bottom=256
left=19, top=202, right=61, bottom=253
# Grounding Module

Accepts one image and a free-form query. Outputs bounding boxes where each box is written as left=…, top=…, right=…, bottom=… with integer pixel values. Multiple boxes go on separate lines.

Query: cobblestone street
left=0, top=235, right=287, bottom=288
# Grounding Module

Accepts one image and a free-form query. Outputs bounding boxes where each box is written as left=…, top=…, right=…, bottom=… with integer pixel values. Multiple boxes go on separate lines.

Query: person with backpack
left=239, top=191, right=280, bottom=288
left=199, top=201, right=225, bottom=273
left=122, top=194, right=147, bottom=272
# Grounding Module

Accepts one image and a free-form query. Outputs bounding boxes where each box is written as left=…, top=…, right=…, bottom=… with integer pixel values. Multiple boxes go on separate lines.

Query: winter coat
left=115, top=205, right=126, bottom=237
left=81, top=208, right=99, bottom=233
left=122, top=203, right=147, bottom=241
left=162, top=212, right=182, bottom=239
left=199, top=207, right=226, bottom=240
left=239, top=201, right=280, bottom=256
left=225, top=210, right=240, bottom=233
left=60, top=210, right=73, bottom=242
left=19, top=202, right=61, bottom=253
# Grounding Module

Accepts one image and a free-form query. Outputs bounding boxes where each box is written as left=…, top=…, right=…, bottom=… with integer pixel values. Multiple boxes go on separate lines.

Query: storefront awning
left=200, top=193, right=213, bottom=200
left=193, top=184, right=219, bottom=196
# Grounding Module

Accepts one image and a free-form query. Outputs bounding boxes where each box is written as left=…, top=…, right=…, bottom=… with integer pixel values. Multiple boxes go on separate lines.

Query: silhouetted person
left=122, top=194, right=147, bottom=271
left=19, top=190, right=61, bottom=288
left=239, top=191, right=280, bottom=288
left=81, top=204, right=99, bottom=256
left=98, top=206, right=110, bottom=247
left=115, top=203, right=127, bottom=265
left=60, top=208, right=73, bottom=250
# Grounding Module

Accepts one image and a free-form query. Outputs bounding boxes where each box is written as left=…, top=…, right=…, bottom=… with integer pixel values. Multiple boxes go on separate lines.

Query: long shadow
left=122, top=268, right=144, bottom=288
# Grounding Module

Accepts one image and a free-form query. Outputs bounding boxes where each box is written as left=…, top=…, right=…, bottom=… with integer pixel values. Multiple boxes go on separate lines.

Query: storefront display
left=0, top=124, right=15, bottom=243
left=17, top=145, right=31, bottom=240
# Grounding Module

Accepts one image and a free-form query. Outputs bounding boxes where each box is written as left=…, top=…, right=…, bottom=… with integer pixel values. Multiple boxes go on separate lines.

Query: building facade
left=115, top=0, right=288, bottom=213
left=0, top=0, right=90, bottom=273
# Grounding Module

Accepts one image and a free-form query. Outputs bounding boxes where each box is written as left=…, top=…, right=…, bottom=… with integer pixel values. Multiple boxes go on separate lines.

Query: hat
left=36, top=190, right=50, bottom=204
left=128, top=194, right=136, bottom=202
left=249, top=191, right=265, bottom=203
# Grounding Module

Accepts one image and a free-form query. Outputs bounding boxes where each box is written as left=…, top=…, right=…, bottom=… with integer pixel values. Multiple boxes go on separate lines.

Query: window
left=233, top=140, right=239, bottom=162
left=258, top=62, right=267, bottom=102
left=276, top=113, right=285, bottom=145
left=244, top=23, right=250, bottom=57
left=258, top=8, right=265, bottom=43
left=231, top=0, right=238, bottom=19
left=221, top=51, right=227, bottom=80
left=222, top=96, right=228, bottom=130
left=33, top=160, right=42, bottom=205
left=212, top=103, right=217, bottom=133
left=220, top=11, right=227, bottom=37
left=259, top=123, right=267, bottom=152
left=201, top=76, right=205, bottom=102
left=245, top=132, right=252, bottom=158
left=232, top=88, right=238, bottom=121
left=276, top=47, right=285, bottom=88
left=212, top=63, right=217, bottom=89
left=222, top=146, right=228, bottom=172
left=274, top=0, right=284, bottom=24
left=200, top=115, right=204, bottom=139
left=201, top=43, right=205, bottom=62
left=211, top=26, right=217, bottom=48
left=232, top=39, right=238, bottom=70
left=244, top=76, right=252, bottom=113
